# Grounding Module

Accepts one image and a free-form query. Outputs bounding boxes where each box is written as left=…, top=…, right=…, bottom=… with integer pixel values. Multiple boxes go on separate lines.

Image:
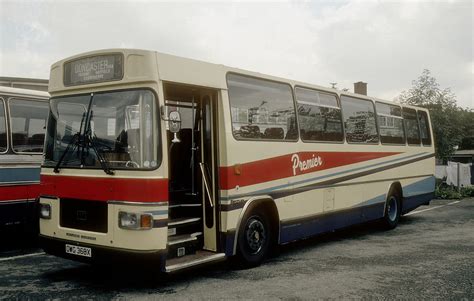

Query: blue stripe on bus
left=403, top=176, right=436, bottom=198
left=279, top=177, right=435, bottom=244
left=401, top=176, right=436, bottom=213
left=0, top=167, right=40, bottom=183
left=223, top=177, right=434, bottom=254
left=353, top=194, right=387, bottom=208
left=348, top=176, right=435, bottom=209
left=402, top=192, right=434, bottom=214
left=279, top=202, right=386, bottom=244
left=221, top=152, right=428, bottom=201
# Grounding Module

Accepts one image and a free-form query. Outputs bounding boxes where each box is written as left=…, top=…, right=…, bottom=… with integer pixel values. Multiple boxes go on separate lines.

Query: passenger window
left=9, top=99, right=49, bottom=153
left=402, top=108, right=421, bottom=145
left=418, top=110, right=432, bottom=146
left=295, top=87, right=343, bottom=142
left=227, top=73, right=298, bottom=141
left=0, top=99, right=6, bottom=152
left=375, top=102, right=405, bottom=144
left=341, top=96, right=378, bottom=143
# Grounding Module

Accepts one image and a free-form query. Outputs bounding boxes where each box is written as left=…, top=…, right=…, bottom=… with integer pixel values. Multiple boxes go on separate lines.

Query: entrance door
left=200, top=94, right=218, bottom=251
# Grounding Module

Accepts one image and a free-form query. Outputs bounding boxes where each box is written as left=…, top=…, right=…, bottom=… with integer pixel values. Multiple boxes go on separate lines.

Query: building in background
left=451, top=150, right=474, bottom=164
left=0, top=76, right=48, bottom=92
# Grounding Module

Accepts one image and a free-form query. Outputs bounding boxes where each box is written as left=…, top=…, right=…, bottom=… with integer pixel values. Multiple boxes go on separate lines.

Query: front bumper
left=39, top=235, right=167, bottom=269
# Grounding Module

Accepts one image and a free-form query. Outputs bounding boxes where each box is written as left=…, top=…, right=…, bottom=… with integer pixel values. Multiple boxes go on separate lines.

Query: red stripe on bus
left=219, top=151, right=401, bottom=190
left=0, top=184, right=41, bottom=201
left=40, top=175, right=168, bottom=202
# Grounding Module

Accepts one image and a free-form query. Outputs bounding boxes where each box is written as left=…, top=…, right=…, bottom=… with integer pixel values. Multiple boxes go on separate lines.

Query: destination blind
left=64, top=54, right=123, bottom=86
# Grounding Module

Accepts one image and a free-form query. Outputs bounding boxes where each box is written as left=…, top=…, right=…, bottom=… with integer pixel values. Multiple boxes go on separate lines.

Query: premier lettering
left=291, top=153, right=323, bottom=176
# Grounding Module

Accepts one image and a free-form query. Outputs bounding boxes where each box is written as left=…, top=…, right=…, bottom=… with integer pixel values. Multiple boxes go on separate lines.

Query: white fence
left=435, top=162, right=473, bottom=187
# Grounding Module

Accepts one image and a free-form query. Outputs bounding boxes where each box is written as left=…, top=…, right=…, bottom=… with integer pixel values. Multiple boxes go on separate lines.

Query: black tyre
left=236, top=206, right=272, bottom=267
left=382, top=189, right=401, bottom=229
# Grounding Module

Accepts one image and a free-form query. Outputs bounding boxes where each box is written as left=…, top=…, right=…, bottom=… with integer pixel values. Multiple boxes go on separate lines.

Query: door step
left=168, top=232, right=202, bottom=246
left=165, top=250, right=226, bottom=273
left=168, top=217, right=201, bottom=227
left=169, top=203, right=202, bottom=209
left=167, top=232, right=202, bottom=259
left=168, top=203, right=202, bottom=219
left=168, top=217, right=202, bottom=237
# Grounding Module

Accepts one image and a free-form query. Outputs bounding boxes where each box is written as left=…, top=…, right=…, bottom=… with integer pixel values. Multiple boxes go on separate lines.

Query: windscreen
left=44, top=89, right=159, bottom=171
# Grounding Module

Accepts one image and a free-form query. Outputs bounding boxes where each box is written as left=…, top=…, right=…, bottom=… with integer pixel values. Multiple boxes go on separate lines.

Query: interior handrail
left=199, top=162, right=214, bottom=208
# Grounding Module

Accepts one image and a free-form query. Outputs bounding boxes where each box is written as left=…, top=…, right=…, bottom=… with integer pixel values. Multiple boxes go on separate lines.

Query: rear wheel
left=236, top=207, right=272, bottom=267
left=382, top=189, right=401, bottom=229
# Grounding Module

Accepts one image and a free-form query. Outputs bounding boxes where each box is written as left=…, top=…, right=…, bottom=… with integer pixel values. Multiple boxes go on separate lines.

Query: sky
left=0, top=0, right=472, bottom=108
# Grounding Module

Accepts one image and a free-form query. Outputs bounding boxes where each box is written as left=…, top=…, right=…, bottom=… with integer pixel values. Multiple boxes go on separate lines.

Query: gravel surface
left=0, top=198, right=473, bottom=300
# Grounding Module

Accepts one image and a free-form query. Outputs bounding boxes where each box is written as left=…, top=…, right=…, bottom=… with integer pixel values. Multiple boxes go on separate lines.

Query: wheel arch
left=232, top=196, right=280, bottom=255
left=385, top=181, right=403, bottom=213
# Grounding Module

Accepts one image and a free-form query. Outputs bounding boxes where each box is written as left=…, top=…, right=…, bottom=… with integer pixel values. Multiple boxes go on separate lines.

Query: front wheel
left=382, top=190, right=401, bottom=229
left=236, top=208, right=272, bottom=267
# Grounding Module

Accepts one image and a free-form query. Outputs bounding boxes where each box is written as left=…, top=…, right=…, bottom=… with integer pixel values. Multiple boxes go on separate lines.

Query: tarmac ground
left=0, top=198, right=472, bottom=299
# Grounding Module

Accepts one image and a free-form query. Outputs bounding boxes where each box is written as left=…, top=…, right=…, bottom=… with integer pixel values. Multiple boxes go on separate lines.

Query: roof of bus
left=50, top=48, right=427, bottom=112
left=0, top=86, right=50, bottom=99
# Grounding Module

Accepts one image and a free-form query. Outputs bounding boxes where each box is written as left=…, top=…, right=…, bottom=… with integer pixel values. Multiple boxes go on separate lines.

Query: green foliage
left=435, top=185, right=462, bottom=199
left=398, top=69, right=474, bottom=161
left=461, top=186, right=474, bottom=197
left=460, top=136, right=474, bottom=150
left=435, top=185, right=474, bottom=199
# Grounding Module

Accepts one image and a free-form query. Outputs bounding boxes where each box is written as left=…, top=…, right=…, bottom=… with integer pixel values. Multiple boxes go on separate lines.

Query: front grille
left=60, top=199, right=108, bottom=233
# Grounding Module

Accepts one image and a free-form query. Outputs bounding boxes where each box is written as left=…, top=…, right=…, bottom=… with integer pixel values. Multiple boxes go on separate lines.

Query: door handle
left=199, top=163, right=214, bottom=208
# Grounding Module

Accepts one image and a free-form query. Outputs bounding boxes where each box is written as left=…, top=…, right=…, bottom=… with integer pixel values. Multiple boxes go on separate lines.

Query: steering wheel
left=91, top=134, right=113, bottom=151
left=125, top=160, right=140, bottom=168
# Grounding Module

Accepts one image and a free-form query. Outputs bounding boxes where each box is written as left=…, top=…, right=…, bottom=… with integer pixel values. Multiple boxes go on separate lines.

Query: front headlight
left=118, top=211, right=153, bottom=230
left=39, top=203, right=51, bottom=219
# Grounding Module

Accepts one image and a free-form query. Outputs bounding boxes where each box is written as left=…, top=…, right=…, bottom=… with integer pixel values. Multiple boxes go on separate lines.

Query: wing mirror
left=168, top=111, right=181, bottom=133
left=160, top=106, right=182, bottom=143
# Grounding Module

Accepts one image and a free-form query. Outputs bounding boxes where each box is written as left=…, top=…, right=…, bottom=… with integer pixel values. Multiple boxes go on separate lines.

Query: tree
left=458, top=108, right=474, bottom=150
left=397, top=69, right=473, bottom=161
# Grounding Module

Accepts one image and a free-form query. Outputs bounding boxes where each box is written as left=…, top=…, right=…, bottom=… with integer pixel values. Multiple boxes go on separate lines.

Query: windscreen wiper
left=84, top=110, right=115, bottom=175
left=53, top=112, right=86, bottom=173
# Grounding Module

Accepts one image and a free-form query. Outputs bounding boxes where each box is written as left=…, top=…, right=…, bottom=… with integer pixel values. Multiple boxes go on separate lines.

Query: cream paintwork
left=0, top=86, right=49, bottom=99
left=49, top=50, right=160, bottom=94
left=201, top=93, right=218, bottom=251
left=41, top=165, right=167, bottom=179
left=227, top=152, right=434, bottom=225
left=42, top=48, right=435, bottom=257
left=220, top=209, right=242, bottom=233
left=40, top=197, right=110, bottom=246
left=39, top=196, right=168, bottom=251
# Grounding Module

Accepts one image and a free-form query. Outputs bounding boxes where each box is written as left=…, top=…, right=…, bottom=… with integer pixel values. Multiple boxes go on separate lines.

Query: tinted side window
left=376, top=102, right=405, bottom=144
left=9, top=99, right=49, bottom=153
left=341, top=96, right=378, bottom=143
left=403, top=107, right=421, bottom=145
left=227, top=74, right=297, bottom=141
left=418, top=110, right=432, bottom=146
left=0, top=99, right=6, bottom=152
left=295, top=87, right=343, bottom=142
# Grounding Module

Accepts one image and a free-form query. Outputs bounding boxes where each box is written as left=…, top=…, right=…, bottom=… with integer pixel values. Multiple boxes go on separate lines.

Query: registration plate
left=65, top=244, right=92, bottom=258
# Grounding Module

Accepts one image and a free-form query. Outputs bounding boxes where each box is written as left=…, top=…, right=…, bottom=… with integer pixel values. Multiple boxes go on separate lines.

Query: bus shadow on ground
left=41, top=257, right=234, bottom=293
left=40, top=215, right=422, bottom=294
left=0, top=230, right=39, bottom=257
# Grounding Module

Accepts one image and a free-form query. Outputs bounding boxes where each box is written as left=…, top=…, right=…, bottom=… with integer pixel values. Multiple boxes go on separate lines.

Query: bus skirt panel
left=39, top=235, right=167, bottom=269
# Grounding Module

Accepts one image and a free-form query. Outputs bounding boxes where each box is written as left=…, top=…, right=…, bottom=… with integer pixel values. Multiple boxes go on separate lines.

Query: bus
left=39, top=49, right=435, bottom=271
left=0, top=86, right=49, bottom=233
